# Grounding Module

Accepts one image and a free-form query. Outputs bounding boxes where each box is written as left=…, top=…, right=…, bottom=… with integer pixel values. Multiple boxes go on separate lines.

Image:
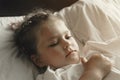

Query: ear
left=30, top=54, right=46, bottom=67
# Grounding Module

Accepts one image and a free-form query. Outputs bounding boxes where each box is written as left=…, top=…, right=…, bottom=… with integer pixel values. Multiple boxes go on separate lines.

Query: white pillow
left=55, top=0, right=120, bottom=51
left=0, top=17, right=37, bottom=80
left=55, top=0, right=120, bottom=71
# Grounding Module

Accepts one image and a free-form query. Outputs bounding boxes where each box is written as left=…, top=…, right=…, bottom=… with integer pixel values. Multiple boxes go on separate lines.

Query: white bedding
left=0, top=17, right=37, bottom=80
left=0, top=0, right=120, bottom=80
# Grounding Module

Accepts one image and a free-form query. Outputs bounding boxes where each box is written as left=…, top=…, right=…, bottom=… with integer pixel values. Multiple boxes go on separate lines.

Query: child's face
left=33, top=17, right=80, bottom=69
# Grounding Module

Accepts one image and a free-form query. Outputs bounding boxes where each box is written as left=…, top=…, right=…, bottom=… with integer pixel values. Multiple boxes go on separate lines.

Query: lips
left=65, top=50, right=77, bottom=57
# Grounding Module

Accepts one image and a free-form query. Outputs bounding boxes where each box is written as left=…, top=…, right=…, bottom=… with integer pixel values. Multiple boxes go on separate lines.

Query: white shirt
left=36, top=63, right=83, bottom=80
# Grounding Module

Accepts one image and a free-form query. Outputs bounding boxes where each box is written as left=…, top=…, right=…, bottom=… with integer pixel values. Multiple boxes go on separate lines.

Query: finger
left=81, top=57, right=87, bottom=64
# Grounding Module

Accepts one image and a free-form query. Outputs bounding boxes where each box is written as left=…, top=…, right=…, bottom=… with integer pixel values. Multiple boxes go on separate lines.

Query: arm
left=79, top=54, right=112, bottom=80
left=80, top=71, right=102, bottom=80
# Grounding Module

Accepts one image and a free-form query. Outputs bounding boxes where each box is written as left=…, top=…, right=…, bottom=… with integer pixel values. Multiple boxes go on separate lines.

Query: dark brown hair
left=14, top=9, right=54, bottom=73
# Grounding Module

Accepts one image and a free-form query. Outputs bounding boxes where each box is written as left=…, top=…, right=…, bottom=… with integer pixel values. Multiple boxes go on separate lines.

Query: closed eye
left=66, top=35, right=72, bottom=39
left=65, top=31, right=73, bottom=40
left=48, top=41, right=59, bottom=47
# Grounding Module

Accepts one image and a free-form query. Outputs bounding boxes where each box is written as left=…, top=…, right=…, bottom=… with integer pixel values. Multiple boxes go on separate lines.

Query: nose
left=62, top=39, right=71, bottom=50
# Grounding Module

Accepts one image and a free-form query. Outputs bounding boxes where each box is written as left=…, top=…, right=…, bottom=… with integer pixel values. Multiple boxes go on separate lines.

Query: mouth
left=65, top=50, right=77, bottom=57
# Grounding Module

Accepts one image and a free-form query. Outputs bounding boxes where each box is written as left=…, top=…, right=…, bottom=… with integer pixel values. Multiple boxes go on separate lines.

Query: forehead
left=36, top=17, right=70, bottom=42
left=40, top=17, right=69, bottom=35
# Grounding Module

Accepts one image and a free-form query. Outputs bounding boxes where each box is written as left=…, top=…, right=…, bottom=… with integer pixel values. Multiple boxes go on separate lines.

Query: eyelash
left=49, top=41, right=58, bottom=47
left=49, top=35, right=72, bottom=47
left=66, top=35, right=72, bottom=39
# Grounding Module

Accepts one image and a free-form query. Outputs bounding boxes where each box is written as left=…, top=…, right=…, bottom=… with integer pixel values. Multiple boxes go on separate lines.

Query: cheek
left=48, top=46, right=64, bottom=55
left=40, top=47, right=64, bottom=62
left=41, top=46, right=64, bottom=57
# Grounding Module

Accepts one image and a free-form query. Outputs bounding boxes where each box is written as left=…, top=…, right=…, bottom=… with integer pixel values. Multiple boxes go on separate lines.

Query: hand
left=82, top=54, right=112, bottom=77
left=80, top=54, right=112, bottom=80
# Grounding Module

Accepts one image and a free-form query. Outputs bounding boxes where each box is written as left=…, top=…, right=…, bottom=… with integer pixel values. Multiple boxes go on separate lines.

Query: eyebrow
left=48, top=31, right=70, bottom=41
left=48, top=36, right=57, bottom=41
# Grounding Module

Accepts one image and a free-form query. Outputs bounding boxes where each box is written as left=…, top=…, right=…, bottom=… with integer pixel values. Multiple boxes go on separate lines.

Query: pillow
left=55, top=0, right=120, bottom=51
left=55, top=0, right=120, bottom=69
left=0, top=16, right=37, bottom=80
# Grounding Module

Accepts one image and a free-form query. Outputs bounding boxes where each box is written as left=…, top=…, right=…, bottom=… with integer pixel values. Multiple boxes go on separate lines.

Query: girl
left=13, top=10, right=111, bottom=80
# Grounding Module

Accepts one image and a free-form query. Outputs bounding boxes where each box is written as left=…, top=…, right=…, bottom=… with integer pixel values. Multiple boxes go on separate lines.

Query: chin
left=70, top=57, right=80, bottom=64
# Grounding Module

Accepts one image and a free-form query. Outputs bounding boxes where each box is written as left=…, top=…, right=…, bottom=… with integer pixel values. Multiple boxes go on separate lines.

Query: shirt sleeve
left=36, top=64, right=84, bottom=80
left=36, top=67, right=62, bottom=80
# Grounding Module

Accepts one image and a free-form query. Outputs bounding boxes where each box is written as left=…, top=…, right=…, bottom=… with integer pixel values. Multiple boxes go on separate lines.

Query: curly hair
left=13, top=9, right=54, bottom=73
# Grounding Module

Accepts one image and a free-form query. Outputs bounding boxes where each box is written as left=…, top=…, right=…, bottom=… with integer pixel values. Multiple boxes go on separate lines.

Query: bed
left=0, top=0, right=120, bottom=80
